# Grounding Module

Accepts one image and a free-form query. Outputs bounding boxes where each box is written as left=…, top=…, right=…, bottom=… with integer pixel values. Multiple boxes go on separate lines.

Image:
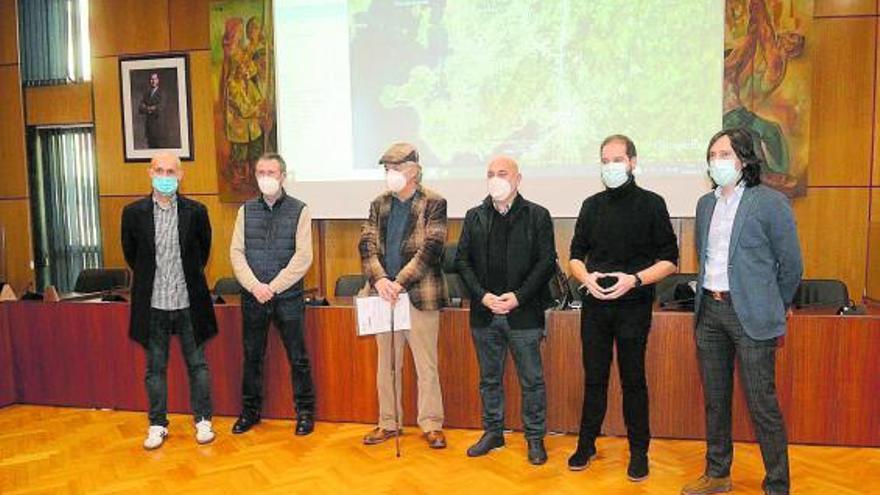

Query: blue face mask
left=152, top=176, right=178, bottom=196
left=708, top=159, right=740, bottom=187
left=601, top=162, right=630, bottom=189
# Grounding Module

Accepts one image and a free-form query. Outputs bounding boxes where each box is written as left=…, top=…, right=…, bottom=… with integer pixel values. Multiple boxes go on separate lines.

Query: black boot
left=466, top=432, right=505, bottom=457
left=527, top=438, right=548, bottom=465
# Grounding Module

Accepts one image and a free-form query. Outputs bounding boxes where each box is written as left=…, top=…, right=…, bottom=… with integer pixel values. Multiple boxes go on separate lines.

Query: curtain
left=30, top=127, right=102, bottom=292
left=18, top=0, right=89, bottom=86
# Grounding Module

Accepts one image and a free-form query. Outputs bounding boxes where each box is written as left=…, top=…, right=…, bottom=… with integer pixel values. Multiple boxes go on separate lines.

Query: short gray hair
left=257, top=152, right=287, bottom=174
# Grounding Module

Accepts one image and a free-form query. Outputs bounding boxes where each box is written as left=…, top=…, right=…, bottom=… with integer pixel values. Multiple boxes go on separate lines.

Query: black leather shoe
left=295, top=415, right=314, bottom=436
left=527, top=438, right=548, bottom=465
left=466, top=432, right=505, bottom=457
left=231, top=415, right=260, bottom=434
left=568, top=445, right=597, bottom=471
left=627, top=453, right=649, bottom=482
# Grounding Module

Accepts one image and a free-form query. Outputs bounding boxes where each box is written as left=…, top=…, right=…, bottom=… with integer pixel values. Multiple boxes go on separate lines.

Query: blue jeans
left=471, top=315, right=546, bottom=440
left=145, top=308, right=212, bottom=426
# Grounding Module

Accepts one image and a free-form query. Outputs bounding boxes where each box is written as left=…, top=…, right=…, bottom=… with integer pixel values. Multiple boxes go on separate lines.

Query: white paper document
left=355, top=293, right=412, bottom=336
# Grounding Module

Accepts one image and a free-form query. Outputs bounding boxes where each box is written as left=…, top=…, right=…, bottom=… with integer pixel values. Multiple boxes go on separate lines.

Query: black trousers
left=578, top=300, right=652, bottom=455
left=241, top=299, right=316, bottom=418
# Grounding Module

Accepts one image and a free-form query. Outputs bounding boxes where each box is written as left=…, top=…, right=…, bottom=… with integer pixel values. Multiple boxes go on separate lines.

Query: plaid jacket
left=359, top=185, right=448, bottom=310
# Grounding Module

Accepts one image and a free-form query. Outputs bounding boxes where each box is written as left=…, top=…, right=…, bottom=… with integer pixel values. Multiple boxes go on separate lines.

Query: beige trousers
left=375, top=302, right=444, bottom=432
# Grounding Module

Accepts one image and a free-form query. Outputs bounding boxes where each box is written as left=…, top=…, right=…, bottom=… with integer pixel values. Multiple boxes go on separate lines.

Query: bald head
left=488, top=155, right=519, bottom=176
left=486, top=155, right=521, bottom=203
left=149, top=152, right=183, bottom=180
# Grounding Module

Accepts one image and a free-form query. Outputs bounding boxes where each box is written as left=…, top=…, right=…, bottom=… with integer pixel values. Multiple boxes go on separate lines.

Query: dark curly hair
left=705, top=127, right=763, bottom=188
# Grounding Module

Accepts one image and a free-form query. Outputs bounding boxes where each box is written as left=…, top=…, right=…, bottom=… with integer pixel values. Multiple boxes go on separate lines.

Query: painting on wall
left=119, top=54, right=193, bottom=162
left=210, top=0, right=276, bottom=202
left=724, top=0, right=812, bottom=197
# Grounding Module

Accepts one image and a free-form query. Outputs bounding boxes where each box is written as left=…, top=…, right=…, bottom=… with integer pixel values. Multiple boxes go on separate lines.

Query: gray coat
left=694, top=184, right=803, bottom=340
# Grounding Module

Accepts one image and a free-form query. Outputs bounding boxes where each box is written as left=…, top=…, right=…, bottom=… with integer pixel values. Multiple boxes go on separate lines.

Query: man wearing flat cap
left=358, top=142, right=449, bottom=449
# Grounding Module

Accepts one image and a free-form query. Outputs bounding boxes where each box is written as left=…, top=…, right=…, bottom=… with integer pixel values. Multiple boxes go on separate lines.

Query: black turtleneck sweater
left=569, top=178, right=679, bottom=305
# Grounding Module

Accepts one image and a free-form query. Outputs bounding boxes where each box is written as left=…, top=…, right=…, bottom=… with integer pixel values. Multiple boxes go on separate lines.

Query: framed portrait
left=119, top=54, right=194, bottom=162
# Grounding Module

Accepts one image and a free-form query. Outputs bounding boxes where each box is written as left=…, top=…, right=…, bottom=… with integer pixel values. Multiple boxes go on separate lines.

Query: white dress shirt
left=703, top=184, right=745, bottom=292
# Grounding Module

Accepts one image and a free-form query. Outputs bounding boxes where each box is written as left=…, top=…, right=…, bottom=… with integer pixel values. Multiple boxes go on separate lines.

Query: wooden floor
left=0, top=406, right=877, bottom=494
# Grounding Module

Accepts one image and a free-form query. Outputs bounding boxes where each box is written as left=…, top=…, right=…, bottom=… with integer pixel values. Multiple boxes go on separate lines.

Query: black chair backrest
left=213, top=277, right=243, bottom=295
left=655, top=273, right=698, bottom=305
left=567, top=276, right=582, bottom=303
left=445, top=272, right=469, bottom=304
left=74, top=268, right=130, bottom=293
left=335, top=274, right=367, bottom=297
left=793, top=279, right=849, bottom=308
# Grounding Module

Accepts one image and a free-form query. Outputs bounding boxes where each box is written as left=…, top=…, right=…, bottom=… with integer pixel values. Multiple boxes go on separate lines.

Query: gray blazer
left=694, top=184, right=803, bottom=340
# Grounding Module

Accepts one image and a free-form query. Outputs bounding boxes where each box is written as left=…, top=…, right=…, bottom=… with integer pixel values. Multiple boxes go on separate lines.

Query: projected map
left=348, top=0, right=720, bottom=177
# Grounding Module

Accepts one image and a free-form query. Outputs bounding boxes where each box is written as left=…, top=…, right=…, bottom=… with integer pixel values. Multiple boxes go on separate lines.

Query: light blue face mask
left=152, top=176, right=179, bottom=196
left=601, top=162, right=630, bottom=189
left=708, top=159, right=740, bottom=187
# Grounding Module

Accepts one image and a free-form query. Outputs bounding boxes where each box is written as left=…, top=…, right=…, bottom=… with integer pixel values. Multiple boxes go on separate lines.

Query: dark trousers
left=471, top=316, right=546, bottom=440
left=697, top=297, right=789, bottom=494
left=145, top=308, right=212, bottom=426
left=578, top=301, right=652, bottom=455
left=241, top=300, right=316, bottom=418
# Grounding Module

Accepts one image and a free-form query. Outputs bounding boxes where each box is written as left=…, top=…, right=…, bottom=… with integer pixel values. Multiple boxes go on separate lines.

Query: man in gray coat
left=682, top=128, right=803, bottom=495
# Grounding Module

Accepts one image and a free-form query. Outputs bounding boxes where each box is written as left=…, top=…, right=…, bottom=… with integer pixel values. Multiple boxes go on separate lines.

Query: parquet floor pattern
left=0, top=405, right=877, bottom=494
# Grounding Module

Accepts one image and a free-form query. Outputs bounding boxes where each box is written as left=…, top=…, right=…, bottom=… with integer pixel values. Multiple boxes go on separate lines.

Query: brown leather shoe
left=681, top=475, right=732, bottom=495
left=363, top=427, right=401, bottom=445
left=424, top=430, right=447, bottom=449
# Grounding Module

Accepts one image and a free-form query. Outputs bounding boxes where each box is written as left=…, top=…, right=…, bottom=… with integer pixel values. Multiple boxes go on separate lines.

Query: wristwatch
left=633, top=273, right=643, bottom=288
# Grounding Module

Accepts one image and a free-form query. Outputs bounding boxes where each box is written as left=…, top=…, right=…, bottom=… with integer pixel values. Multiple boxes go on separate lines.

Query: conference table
left=0, top=299, right=877, bottom=447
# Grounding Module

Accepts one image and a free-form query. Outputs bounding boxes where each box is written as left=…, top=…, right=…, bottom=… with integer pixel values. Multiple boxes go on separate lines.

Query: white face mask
left=257, top=176, right=281, bottom=196
left=385, top=169, right=407, bottom=193
left=601, top=162, right=630, bottom=189
left=708, top=159, right=740, bottom=187
left=487, top=177, right=513, bottom=201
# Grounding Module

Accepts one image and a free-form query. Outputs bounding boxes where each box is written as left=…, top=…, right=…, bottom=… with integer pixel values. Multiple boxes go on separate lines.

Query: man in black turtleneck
left=567, top=135, right=679, bottom=481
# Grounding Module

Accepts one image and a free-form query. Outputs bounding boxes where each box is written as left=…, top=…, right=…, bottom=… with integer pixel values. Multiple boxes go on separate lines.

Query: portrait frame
left=119, top=53, right=194, bottom=162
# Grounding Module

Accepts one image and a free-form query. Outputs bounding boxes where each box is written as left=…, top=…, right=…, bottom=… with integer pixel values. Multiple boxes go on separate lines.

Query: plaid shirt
left=151, top=195, right=190, bottom=310
left=359, top=185, right=448, bottom=310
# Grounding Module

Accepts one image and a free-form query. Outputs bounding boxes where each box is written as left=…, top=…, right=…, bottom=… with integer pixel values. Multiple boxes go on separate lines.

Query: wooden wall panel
left=794, top=188, right=870, bottom=299
left=0, top=65, right=26, bottom=199
left=321, top=220, right=365, bottom=297
left=25, top=83, right=94, bottom=125
left=169, top=0, right=209, bottom=51
left=814, top=0, right=877, bottom=17
left=867, top=189, right=880, bottom=299
left=0, top=199, right=32, bottom=292
left=678, top=218, right=698, bottom=274
left=97, top=196, right=133, bottom=271
left=809, top=17, right=875, bottom=187
left=90, top=0, right=170, bottom=57
left=93, top=52, right=218, bottom=197
left=875, top=21, right=880, bottom=188
left=0, top=0, right=18, bottom=65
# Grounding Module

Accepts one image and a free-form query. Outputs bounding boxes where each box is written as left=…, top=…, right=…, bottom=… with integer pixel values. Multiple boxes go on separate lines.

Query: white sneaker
left=143, top=425, right=168, bottom=450
left=195, top=419, right=215, bottom=445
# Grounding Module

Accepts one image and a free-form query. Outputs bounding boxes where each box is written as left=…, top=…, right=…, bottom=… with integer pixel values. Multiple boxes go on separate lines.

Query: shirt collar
left=493, top=192, right=521, bottom=216
left=152, top=193, right=177, bottom=210
left=713, top=183, right=746, bottom=203
left=259, top=189, right=287, bottom=210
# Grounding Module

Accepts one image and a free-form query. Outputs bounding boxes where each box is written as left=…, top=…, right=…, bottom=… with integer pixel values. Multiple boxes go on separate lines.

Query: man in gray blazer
left=682, top=128, right=802, bottom=495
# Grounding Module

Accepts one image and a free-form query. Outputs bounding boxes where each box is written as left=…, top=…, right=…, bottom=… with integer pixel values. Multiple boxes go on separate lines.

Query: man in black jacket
left=121, top=152, right=217, bottom=450
left=567, top=135, right=678, bottom=480
left=455, top=156, right=557, bottom=465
